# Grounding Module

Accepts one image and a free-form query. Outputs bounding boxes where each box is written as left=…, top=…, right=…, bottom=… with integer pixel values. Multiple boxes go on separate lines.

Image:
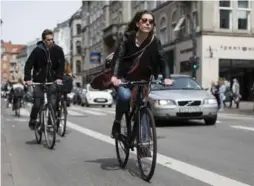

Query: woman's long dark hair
left=125, top=10, right=156, bottom=35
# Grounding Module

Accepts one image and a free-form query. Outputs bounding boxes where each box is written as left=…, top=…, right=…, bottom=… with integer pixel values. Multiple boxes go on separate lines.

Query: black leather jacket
left=111, top=32, right=171, bottom=79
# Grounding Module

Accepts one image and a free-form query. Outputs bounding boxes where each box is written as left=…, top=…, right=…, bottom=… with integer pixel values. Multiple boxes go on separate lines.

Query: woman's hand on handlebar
left=163, top=78, right=174, bottom=86
left=55, top=79, right=63, bottom=85
left=25, top=81, right=32, bottom=86
left=111, top=76, right=121, bottom=87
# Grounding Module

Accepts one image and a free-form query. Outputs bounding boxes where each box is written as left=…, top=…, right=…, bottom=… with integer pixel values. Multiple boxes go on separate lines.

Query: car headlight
left=203, top=98, right=217, bottom=104
left=154, top=99, right=175, bottom=106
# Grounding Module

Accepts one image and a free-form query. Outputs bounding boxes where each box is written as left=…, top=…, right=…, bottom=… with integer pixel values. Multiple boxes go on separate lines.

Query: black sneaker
left=110, top=121, right=121, bottom=139
left=29, top=119, right=36, bottom=130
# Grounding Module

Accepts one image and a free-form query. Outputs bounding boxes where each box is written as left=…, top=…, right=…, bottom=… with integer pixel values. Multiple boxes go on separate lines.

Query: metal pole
left=182, top=1, right=197, bottom=79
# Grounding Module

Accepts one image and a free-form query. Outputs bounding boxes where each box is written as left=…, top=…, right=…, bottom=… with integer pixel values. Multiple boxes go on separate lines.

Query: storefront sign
left=220, top=45, right=254, bottom=51
left=90, top=52, right=101, bottom=64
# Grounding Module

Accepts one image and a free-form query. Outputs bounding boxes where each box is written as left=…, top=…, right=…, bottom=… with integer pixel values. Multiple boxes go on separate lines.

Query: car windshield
left=151, top=76, right=202, bottom=91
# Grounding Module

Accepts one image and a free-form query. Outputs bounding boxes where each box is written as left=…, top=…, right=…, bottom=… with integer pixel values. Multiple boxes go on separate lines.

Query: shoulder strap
left=123, top=34, right=155, bottom=60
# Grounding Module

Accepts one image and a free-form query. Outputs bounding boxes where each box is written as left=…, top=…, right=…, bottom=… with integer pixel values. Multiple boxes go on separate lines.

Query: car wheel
left=102, top=105, right=105, bottom=107
left=108, top=105, right=112, bottom=108
left=81, top=103, right=85, bottom=107
left=86, top=104, right=90, bottom=107
left=204, top=116, right=217, bottom=125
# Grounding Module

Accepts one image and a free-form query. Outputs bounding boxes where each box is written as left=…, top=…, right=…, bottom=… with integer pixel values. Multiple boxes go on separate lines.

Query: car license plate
left=97, top=98, right=106, bottom=102
left=179, top=107, right=201, bottom=113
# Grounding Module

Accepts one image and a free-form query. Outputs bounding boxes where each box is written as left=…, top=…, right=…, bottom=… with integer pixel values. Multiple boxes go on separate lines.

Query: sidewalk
left=222, top=101, right=254, bottom=116
left=1, top=124, right=15, bottom=186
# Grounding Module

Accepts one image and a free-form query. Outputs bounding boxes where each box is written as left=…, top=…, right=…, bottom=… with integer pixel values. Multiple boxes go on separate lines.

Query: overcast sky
left=1, top=1, right=81, bottom=44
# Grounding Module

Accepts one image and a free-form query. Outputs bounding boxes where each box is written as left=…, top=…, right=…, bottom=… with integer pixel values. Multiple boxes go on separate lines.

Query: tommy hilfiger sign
left=220, top=45, right=254, bottom=51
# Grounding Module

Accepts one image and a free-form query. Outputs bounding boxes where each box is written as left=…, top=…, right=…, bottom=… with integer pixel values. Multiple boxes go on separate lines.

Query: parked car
left=147, top=74, right=218, bottom=125
left=84, top=84, right=113, bottom=107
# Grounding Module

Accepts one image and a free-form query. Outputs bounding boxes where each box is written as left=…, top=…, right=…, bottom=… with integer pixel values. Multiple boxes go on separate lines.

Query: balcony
left=103, top=23, right=128, bottom=48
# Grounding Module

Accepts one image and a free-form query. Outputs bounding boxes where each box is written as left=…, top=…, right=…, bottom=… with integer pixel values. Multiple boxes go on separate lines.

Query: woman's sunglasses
left=140, top=18, right=154, bottom=25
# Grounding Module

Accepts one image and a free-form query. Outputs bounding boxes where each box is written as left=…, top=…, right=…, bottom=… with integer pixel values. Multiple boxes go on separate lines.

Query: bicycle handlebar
left=26, top=82, right=63, bottom=86
left=120, top=80, right=172, bottom=86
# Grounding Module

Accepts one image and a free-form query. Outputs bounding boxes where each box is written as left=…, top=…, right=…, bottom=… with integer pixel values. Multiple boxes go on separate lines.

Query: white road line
left=20, top=108, right=31, bottom=117
left=218, top=113, right=254, bottom=121
left=70, top=107, right=106, bottom=116
left=67, top=121, right=250, bottom=186
left=67, top=110, right=84, bottom=116
left=231, top=126, right=254, bottom=132
left=89, top=108, right=115, bottom=114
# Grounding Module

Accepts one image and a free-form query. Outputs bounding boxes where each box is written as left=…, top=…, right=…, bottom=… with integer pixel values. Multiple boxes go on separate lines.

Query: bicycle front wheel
left=115, top=113, right=130, bottom=168
left=35, top=111, right=43, bottom=144
left=136, top=107, right=157, bottom=182
left=57, top=100, right=67, bottom=137
left=44, top=104, right=56, bottom=149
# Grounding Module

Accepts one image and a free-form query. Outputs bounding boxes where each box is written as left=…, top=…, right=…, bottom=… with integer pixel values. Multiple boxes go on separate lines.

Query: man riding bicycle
left=108, top=10, right=173, bottom=138
left=24, top=29, right=65, bottom=130
left=12, top=78, right=25, bottom=111
left=7, top=66, right=24, bottom=109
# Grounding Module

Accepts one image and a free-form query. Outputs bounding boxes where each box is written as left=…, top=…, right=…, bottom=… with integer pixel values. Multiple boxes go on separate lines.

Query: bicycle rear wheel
left=44, top=104, right=56, bottom=149
left=115, top=113, right=130, bottom=168
left=137, top=107, right=157, bottom=182
left=57, top=100, right=67, bottom=137
left=35, top=111, right=43, bottom=144
left=14, top=98, right=21, bottom=117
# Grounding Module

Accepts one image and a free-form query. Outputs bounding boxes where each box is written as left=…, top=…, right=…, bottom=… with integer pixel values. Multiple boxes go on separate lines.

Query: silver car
left=148, top=74, right=218, bottom=125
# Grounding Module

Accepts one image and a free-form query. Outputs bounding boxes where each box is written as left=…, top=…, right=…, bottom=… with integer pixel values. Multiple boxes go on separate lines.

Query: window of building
left=76, top=24, right=81, bottom=35
left=76, top=60, right=81, bottom=73
left=159, top=16, right=168, bottom=45
left=171, top=11, right=177, bottom=41
left=237, top=0, right=250, bottom=30
left=76, top=41, right=81, bottom=55
left=238, top=0, right=249, bottom=8
left=219, top=1, right=232, bottom=29
left=219, top=0, right=231, bottom=7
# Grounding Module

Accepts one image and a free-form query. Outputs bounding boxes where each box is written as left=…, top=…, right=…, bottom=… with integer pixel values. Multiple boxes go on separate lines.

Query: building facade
left=1, top=41, right=24, bottom=83
left=153, top=0, right=254, bottom=100
left=82, top=1, right=133, bottom=82
left=81, top=1, right=106, bottom=84
left=16, top=45, right=27, bottom=72
left=70, top=8, right=83, bottom=86
left=54, top=19, right=71, bottom=65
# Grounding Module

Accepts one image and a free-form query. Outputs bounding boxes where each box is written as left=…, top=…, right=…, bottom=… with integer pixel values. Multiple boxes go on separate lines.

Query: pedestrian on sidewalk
left=219, top=78, right=226, bottom=111
left=232, top=78, right=241, bottom=109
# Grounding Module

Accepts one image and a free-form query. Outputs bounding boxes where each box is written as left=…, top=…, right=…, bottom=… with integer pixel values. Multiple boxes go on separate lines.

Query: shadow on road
left=25, top=138, right=61, bottom=148
left=155, top=120, right=212, bottom=128
left=85, top=158, right=142, bottom=178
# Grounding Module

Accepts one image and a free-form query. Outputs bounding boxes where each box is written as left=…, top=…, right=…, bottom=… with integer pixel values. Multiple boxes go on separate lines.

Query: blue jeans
left=115, top=86, right=132, bottom=121
left=115, top=86, right=149, bottom=143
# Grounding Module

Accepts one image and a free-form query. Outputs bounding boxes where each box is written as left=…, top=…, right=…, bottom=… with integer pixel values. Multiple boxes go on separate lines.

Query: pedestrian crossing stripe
left=22, top=104, right=114, bottom=117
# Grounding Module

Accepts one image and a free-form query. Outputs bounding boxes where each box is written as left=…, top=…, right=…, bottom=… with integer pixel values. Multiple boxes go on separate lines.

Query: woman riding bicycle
left=110, top=10, right=173, bottom=138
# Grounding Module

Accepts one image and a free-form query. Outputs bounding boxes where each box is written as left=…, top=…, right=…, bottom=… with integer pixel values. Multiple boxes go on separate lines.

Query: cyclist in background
left=24, top=29, right=65, bottom=130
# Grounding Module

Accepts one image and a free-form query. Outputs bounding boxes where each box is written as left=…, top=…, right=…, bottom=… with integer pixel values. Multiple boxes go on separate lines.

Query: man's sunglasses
left=140, top=18, right=154, bottom=25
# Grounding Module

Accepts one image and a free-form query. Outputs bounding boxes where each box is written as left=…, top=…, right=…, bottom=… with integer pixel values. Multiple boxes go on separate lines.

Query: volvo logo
left=185, top=100, right=194, bottom=106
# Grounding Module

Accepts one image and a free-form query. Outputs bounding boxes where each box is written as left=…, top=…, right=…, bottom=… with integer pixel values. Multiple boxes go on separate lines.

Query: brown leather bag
left=90, top=35, right=154, bottom=90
